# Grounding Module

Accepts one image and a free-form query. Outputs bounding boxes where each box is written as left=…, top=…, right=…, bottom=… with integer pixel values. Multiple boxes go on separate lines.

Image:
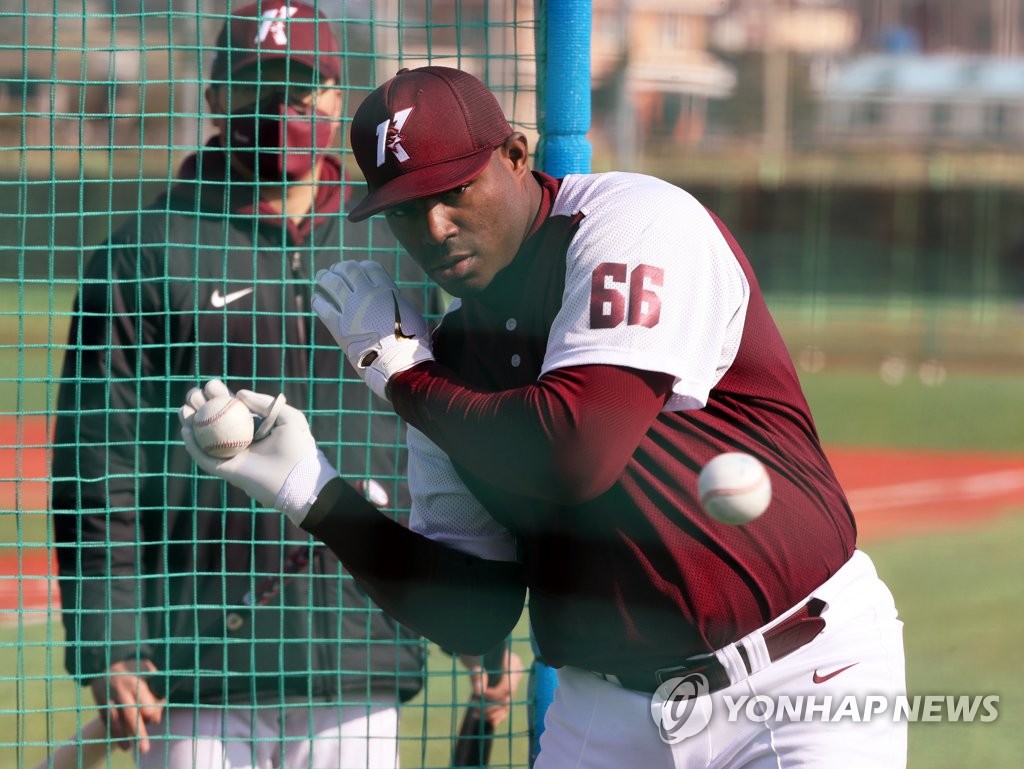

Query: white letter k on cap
left=375, top=107, right=414, bottom=167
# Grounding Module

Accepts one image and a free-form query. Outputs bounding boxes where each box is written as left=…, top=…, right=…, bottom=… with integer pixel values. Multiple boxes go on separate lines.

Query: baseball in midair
left=192, top=395, right=255, bottom=459
left=698, top=452, right=772, bottom=525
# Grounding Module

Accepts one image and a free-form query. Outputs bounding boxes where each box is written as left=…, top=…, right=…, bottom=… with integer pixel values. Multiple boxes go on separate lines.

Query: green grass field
left=867, top=514, right=1024, bottom=768
left=800, top=370, right=1024, bottom=453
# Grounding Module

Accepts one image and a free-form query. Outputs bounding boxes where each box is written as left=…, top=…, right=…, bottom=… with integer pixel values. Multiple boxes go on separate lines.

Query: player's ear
left=205, top=86, right=229, bottom=143
left=204, top=85, right=221, bottom=115
left=501, top=133, right=531, bottom=173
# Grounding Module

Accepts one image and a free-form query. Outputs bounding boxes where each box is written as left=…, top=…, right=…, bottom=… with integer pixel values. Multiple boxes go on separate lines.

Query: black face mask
left=227, top=94, right=333, bottom=181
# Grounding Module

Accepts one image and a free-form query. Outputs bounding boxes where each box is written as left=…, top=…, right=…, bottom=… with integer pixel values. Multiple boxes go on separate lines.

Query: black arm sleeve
left=302, top=478, right=527, bottom=655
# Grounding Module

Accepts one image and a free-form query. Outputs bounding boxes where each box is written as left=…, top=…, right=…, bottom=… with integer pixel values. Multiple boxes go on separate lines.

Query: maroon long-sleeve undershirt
left=388, top=363, right=675, bottom=505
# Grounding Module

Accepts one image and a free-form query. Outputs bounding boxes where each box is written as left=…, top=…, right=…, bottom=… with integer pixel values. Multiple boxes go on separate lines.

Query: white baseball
left=192, top=395, right=255, bottom=459
left=698, top=452, right=772, bottom=525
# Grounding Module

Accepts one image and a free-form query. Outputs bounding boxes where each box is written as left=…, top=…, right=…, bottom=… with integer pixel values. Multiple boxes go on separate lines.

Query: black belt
left=599, top=598, right=827, bottom=695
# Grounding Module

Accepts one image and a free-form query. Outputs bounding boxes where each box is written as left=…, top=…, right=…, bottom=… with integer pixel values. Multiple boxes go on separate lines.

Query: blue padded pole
left=536, top=0, right=592, bottom=178
left=529, top=1, right=591, bottom=765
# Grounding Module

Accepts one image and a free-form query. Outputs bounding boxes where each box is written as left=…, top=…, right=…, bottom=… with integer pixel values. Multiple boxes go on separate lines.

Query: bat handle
left=451, top=668, right=503, bottom=767
left=451, top=707, right=495, bottom=768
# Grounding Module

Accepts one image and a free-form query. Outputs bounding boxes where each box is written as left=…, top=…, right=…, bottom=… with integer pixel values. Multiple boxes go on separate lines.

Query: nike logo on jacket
left=210, top=288, right=254, bottom=308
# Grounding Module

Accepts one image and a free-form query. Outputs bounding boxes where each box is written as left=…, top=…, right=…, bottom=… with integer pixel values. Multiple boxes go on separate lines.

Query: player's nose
left=421, top=202, right=457, bottom=245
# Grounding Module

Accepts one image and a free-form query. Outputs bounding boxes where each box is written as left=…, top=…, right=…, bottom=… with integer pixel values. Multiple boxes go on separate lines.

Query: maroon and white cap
left=210, top=2, right=341, bottom=84
left=348, top=67, right=513, bottom=222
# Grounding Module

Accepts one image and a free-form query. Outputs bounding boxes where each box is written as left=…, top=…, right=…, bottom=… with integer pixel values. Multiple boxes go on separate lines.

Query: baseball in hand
left=698, top=452, right=772, bottom=525
left=192, top=395, right=255, bottom=459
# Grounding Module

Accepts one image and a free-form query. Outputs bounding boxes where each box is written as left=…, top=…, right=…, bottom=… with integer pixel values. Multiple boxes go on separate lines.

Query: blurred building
left=817, top=53, right=1024, bottom=146
left=0, top=4, right=175, bottom=155
left=589, top=0, right=863, bottom=162
left=0, top=0, right=205, bottom=178
left=590, top=0, right=736, bottom=164
left=370, top=0, right=539, bottom=146
left=707, top=0, right=859, bottom=154
left=1, top=1, right=381, bottom=174
left=6, top=0, right=1024, bottom=176
left=711, top=0, right=859, bottom=55
left=848, top=0, right=1023, bottom=56
left=811, top=2, right=1024, bottom=151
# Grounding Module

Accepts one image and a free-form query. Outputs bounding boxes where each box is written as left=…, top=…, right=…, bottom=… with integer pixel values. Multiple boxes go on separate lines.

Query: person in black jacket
left=51, top=4, right=431, bottom=767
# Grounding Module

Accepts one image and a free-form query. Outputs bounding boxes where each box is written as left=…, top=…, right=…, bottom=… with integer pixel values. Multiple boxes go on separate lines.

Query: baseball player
left=181, top=67, right=907, bottom=768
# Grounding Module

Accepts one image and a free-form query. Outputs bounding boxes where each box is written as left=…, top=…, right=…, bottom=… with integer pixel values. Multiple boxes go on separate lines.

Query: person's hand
left=179, top=379, right=337, bottom=526
left=461, top=649, right=525, bottom=726
left=89, top=658, right=163, bottom=754
left=312, top=261, right=434, bottom=401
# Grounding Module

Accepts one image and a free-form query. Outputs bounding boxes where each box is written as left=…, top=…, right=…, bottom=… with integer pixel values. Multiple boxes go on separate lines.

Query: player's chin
left=432, top=266, right=491, bottom=297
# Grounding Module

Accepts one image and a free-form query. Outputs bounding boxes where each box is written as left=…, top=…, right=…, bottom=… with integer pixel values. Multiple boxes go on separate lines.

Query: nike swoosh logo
left=812, top=663, right=859, bottom=684
left=392, top=291, right=415, bottom=340
left=210, top=288, right=254, bottom=308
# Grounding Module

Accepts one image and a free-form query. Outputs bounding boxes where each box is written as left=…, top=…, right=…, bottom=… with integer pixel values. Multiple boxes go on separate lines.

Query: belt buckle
left=654, top=652, right=716, bottom=687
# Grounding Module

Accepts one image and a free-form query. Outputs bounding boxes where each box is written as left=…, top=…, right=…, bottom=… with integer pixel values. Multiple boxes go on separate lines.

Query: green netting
left=2, top=3, right=539, bottom=768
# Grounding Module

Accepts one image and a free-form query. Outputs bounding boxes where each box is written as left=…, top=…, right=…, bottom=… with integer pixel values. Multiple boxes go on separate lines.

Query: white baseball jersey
left=407, top=423, right=517, bottom=561
left=407, top=172, right=749, bottom=558
left=543, top=172, right=749, bottom=411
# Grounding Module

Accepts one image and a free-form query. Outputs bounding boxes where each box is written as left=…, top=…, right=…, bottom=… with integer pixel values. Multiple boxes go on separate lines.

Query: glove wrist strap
left=275, top=450, right=338, bottom=525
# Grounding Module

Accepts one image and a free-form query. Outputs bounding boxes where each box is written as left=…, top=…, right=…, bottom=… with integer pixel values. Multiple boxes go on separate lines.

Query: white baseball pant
left=535, top=550, right=907, bottom=769
left=135, top=700, right=399, bottom=769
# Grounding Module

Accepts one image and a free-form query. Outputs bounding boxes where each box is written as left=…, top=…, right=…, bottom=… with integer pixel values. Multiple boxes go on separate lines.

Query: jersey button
left=510, top=354, right=522, bottom=367
left=505, top=318, right=517, bottom=331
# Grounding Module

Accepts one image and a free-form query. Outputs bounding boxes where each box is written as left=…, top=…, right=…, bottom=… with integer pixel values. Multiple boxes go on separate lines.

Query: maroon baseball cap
left=347, top=67, right=513, bottom=222
left=210, top=2, right=341, bottom=84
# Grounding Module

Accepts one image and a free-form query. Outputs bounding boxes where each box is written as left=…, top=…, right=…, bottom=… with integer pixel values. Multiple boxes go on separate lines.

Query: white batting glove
left=312, top=261, right=434, bottom=401
left=179, top=380, right=338, bottom=526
